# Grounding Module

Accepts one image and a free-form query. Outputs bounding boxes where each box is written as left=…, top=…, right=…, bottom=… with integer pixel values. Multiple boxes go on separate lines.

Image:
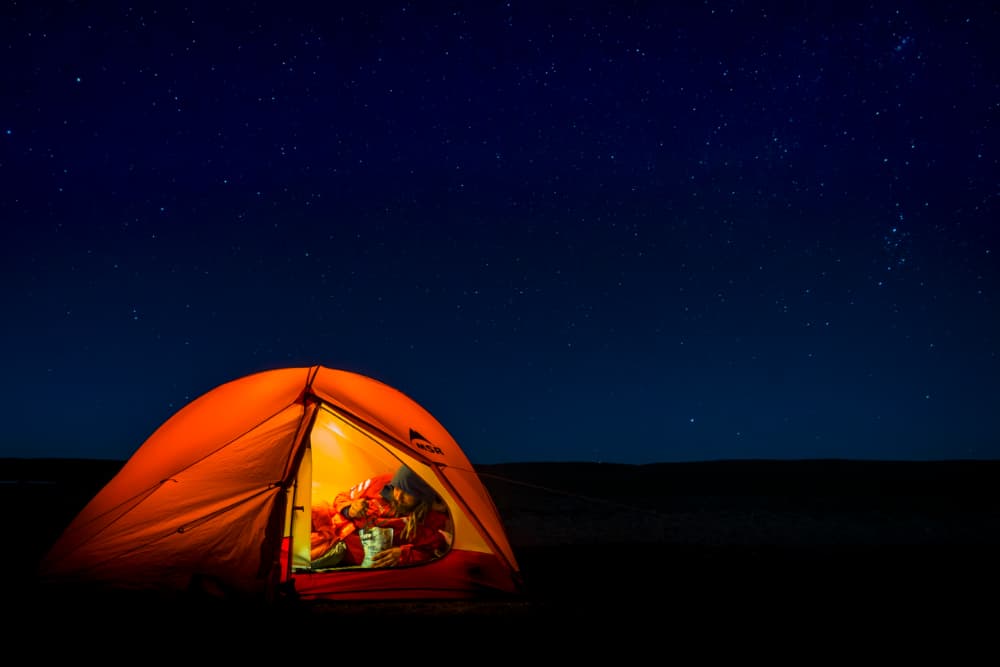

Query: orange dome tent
left=38, top=366, right=523, bottom=601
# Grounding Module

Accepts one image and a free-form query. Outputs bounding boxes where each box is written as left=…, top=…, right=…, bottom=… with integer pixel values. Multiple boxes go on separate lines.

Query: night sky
left=3, top=3, right=997, bottom=464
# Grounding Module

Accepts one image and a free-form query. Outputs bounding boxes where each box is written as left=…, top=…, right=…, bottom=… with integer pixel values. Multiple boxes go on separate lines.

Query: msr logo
left=410, top=428, right=444, bottom=456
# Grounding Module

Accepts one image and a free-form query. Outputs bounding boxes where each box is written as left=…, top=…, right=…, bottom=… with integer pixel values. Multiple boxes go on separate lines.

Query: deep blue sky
left=2, top=2, right=997, bottom=464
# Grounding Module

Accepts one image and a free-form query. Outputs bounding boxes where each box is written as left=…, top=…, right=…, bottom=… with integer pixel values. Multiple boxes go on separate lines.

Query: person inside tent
left=309, top=464, right=452, bottom=569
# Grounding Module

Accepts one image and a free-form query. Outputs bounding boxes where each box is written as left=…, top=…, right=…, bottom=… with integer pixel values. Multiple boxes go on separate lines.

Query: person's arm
left=333, top=473, right=390, bottom=519
left=397, top=511, right=450, bottom=565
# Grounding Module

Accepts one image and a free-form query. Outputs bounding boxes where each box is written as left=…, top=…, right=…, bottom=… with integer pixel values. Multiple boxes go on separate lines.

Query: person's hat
left=382, top=465, right=435, bottom=502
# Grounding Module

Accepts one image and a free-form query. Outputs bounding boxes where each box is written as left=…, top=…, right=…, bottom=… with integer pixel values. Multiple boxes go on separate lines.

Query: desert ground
left=3, top=457, right=998, bottom=651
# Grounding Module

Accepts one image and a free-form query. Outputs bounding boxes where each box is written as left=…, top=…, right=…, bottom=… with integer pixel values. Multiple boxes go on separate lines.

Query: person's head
left=382, top=464, right=436, bottom=515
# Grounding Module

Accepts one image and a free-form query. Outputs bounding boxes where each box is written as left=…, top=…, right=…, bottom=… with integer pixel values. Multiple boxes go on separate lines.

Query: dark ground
left=3, top=457, right=998, bottom=653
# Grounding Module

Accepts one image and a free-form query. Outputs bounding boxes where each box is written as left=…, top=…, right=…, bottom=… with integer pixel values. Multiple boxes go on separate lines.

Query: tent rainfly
left=38, top=365, right=523, bottom=602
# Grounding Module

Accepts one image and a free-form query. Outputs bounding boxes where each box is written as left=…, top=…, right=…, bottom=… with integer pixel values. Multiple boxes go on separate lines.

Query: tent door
left=288, top=447, right=313, bottom=570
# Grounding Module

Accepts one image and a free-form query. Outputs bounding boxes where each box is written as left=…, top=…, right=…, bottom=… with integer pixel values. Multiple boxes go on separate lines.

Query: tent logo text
left=410, top=428, right=444, bottom=456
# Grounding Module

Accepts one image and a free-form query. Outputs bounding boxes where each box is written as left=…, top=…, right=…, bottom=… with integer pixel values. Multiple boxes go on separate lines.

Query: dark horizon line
left=3, top=455, right=999, bottom=466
